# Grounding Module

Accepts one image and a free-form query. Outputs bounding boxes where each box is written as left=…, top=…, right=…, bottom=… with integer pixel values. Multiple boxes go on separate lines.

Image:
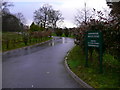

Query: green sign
left=85, top=30, right=103, bottom=73
left=86, top=31, right=102, bottom=48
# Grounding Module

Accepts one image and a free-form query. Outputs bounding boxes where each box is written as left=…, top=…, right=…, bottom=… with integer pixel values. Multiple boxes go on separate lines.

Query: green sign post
left=85, top=30, right=103, bottom=73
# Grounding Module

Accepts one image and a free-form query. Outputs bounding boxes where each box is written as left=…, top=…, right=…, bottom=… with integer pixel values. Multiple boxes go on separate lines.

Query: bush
left=64, top=28, right=69, bottom=37
left=30, top=22, right=45, bottom=32
left=55, top=28, right=63, bottom=36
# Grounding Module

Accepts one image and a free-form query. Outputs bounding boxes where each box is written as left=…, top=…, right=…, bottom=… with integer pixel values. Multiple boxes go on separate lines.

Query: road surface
left=3, top=37, right=81, bottom=88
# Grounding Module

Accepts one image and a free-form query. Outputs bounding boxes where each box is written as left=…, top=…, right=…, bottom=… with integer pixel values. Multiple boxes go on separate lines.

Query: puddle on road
left=46, top=72, right=50, bottom=74
left=62, top=37, right=65, bottom=44
left=62, top=37, right=68, bottom=44
left=32, top=85, right=34, bottom=88
left=48, top=39, right=55, bottom=46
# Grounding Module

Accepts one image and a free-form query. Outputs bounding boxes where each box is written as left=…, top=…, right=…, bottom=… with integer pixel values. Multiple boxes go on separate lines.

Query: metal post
left=99, top=32, right=103, bottom=73
left=85, top=32, right=88, bottom=67
left=85, top=46, right=88, bottom=67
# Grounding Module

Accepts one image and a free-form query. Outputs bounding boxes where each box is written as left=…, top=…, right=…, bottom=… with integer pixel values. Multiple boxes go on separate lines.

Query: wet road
left=3, top=37, right=81, bottom=88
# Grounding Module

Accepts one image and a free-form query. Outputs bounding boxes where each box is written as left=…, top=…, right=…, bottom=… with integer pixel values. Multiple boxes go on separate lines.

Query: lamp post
left=84, top=0, right=87, bottom=24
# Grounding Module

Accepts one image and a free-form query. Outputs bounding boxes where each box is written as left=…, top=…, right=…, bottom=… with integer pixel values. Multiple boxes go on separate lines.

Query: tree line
left=2, top=1, right=64, bottom=32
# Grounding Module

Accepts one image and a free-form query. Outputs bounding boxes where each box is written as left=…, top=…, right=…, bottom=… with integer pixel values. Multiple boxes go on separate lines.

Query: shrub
left=55, top=28, right=63, bottom=36
left=64, top=28, right=69, bottom=37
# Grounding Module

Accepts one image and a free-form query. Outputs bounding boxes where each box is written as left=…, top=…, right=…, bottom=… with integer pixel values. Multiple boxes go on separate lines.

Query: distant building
left=106, top=0, right=120, bottom=7
left=24, top=25, right=29, bottom=30
left=23, top=25, right=30, bottom=32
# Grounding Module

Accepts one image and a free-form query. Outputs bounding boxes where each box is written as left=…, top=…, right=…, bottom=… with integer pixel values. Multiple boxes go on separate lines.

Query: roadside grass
left=67, top=45, right=120, bottom=88
left=2, top=32, right=52, bottom=52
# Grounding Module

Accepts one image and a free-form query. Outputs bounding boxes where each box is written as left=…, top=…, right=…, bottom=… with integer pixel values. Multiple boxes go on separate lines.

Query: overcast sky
left=9, top=0, right=110, bottom=28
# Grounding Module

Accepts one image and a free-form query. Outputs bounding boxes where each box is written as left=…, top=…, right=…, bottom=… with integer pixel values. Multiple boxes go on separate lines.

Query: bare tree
left=34, top=4, right=52, bottom=28
left=48, top=10, right=64, bottom=28
left=15, top=12, right=26, bottom=25
left=34, top=4, right=63, bottom=29
left=74, top=2, right=91, bottom=26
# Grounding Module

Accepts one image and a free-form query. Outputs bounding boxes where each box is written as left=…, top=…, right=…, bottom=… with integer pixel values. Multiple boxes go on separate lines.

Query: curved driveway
left=3, top=37, right=81, bottom=88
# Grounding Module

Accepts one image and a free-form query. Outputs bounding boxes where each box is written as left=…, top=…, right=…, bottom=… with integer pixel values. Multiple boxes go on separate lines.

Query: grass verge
left=2, top=32, right=52, bottom=52
left=67, top=45, right=120, bottom=88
